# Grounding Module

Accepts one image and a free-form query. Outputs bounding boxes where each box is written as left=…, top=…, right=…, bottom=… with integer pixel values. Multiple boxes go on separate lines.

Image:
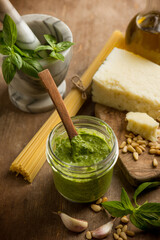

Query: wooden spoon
left=38, top=69, right=78, bottom=140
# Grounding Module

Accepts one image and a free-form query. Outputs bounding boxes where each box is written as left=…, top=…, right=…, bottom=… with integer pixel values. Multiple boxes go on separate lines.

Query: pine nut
left=121, top=216, right=129, bottom=223
left=150, top=145, right=158, bottom=149
left=137, top=135, right=143, bottom=140
left=120, top=231, right=127, bottom=240
left=125, top=134, right=131, bottom=138
left=135, top=146, right=142, bottom=154
left=117, top=228, right=121, bottom=235
left=155, top=144, right=160, bottom=149
left=137, top=140, right=147, bottom=145
left=156, top=150, right=160, bottom=155
left=131, top=142, right=139, bottom=148
left=142, top=144, right=146, bottom=148
left=149, top=149, right=157, bottom=154
left=86, top=231, right=92, bottom=239
left=133, top=137, right=137, bottom=141
left=126, top=230, right=135, bottom=237
left=113, top=233, right=119, bottom=240
left=120, top=141, right=126, bottom=149
left=118, top=238, right=123, bottom=240
left=122, top=225, right=128, bottom=232
left=139, top=145, right=145, bottom=151
left=91, top=204, right=102, bottom=212
left=127, top=145, right=135, bottom=153
left=129, top=133, right=135, bottom=138
left=102, top=196, right=108, bottom=203
left=149, top=142, right=157, bottom=147
left=115, top=224, right=123, bottom=229
left=133, top=152, right=138, bottom=161
left=127, top=138, right=132, bottom=144
left=153, top=158, right=158, bottom=167
left=96, top=198, right=102, bottom=204
left=122, top=146, right=128, bottom=153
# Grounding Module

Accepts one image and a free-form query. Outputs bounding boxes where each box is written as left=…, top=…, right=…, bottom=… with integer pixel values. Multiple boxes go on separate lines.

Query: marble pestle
left=0, top=0, right=41, bottom=50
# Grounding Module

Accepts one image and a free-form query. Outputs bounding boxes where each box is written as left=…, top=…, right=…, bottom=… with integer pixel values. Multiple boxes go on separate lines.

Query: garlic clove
left=91, top=220, right=114, bottom=239
left=56, top=211, right=88, bottom=233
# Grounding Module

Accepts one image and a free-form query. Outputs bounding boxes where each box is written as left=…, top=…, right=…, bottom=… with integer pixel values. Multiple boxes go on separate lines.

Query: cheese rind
left=92, top=47, right=160, bottom=119
left=126, top=112, right=159, bottom=142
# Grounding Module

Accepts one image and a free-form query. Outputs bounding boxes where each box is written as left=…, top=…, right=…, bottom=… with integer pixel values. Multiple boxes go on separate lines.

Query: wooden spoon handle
left=38, top=69, right=78, bottom=140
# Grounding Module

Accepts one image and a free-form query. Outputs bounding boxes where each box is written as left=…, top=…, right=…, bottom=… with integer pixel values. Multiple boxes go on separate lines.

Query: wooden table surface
left=0, top=0, right=160, bottom=239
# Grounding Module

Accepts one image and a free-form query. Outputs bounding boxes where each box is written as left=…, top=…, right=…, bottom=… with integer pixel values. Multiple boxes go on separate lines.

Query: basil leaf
left=131, top=211, right=160, bottom=230
left=138, top=203, right=160, bottom=215
left=22, top=58, right=43, bottom=72
left=0, top=45, right=11, bottom=55
left=44, top=34, right=57, bottom=47
left=140, top=212, right=159, bottom=220
left=21, top=58, right=43, bottom=78
left=34, top=45, right=53, bottom=52
left=102, top=201, right=132, bottom=217
left=133, top=182, right=160, bottom=205
left=56, top=41, right=74, bottom=52
left=0, top=31, right=4, bottom=44
left=3, top=14, right=17, bottom=47
left=13, top=45, right=31, bottom=58
left=50, top=51, right=64, bottom=61
left=130, top=212, right=149, bottom=230
left=11, top=53, right=22, bottom=69
left=121, top=188, right=134, bottom=210
left=146, top=219, right=160, bottom=228
left=2, top=56, right=16, bottom=84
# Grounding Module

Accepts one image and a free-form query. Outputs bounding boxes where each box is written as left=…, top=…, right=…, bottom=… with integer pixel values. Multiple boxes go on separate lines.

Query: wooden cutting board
left=95, top=103, right=160, bottom=186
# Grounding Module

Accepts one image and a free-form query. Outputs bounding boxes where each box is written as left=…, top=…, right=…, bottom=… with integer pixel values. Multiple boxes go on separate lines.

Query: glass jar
left=125, top=0, right=160, bottom=65
left=46, top=116, right=118, bottom=203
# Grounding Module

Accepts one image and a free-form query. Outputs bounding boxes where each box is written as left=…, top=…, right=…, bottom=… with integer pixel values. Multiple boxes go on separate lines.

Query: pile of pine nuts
left=113, top=216, right=135, bottom=240
left=120, top=132, right=159, bottom=167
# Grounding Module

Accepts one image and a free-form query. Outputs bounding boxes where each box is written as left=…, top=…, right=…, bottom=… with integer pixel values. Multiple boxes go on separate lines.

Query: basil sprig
left=35, top=34, right=74, bottom=62
left=102, top=182, right=160, bottom=230
left=0, top=14, right=73, bottom=84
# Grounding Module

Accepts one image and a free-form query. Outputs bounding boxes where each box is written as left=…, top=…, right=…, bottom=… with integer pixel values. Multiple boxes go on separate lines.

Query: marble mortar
left=5, top=14, right=73, bottom=113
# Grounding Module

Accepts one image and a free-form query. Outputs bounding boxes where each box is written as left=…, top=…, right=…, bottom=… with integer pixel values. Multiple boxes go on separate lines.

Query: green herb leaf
left=131, top=210, right=160, bottom=230
left=121, top=188, right=134, bottom=210
left=56, top=41, right=74, bottom=52
left=3, top=14, right=17, bottom=47
left=138, top=203, right=160, bottom=215
left=34, top=45, right=53, bottom=52
left=21, top=58, right=43, bottom=78
left=13, top=45, right=31, bottom=58
left=50, top=51, right=64, bottom=61
left=0, top=31, right=4, bottom=44
left=102, top=201, right=133, bottom=217
left=130, top=212, right=149, bottom=230
left=133, top=182, right=160, bottom=205
left=10, top=53, right=22, bottom=69
left=22, top=58, right=43, bottom=72
left=0, top=45, right=11, bottom=55
left=2, top=56, right=16, bottom=84
left=44, top=34, right=57, bottom=47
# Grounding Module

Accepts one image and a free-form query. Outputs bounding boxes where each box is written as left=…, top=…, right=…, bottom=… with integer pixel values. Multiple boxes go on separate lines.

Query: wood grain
left=1, top=1, right=160, bottom=240
left=39, top=69, right=78, bottom=140
left=95, top=104, right=160, bottom=186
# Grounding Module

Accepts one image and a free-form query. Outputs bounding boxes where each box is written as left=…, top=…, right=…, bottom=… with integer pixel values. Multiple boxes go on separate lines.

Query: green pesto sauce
left=54, top=128, right=112, bottom=166
left=51, top=128, right=113, bottom=202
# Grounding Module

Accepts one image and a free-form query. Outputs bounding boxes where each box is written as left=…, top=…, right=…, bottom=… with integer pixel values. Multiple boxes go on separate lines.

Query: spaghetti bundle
left=10, top=31, right=125, bottom=182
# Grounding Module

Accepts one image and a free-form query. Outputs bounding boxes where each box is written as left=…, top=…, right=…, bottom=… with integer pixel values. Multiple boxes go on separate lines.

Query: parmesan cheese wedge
left=92, top=47, right=160, bottom=119
left=126, top=112, right=159, bottom=142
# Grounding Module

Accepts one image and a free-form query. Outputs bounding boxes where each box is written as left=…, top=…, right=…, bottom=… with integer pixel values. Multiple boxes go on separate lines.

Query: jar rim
left=47, top=115, right=118, bottom=170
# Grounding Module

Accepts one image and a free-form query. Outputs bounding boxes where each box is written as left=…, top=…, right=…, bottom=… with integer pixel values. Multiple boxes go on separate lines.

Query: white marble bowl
left=8, top=14, right=73, bottom=113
